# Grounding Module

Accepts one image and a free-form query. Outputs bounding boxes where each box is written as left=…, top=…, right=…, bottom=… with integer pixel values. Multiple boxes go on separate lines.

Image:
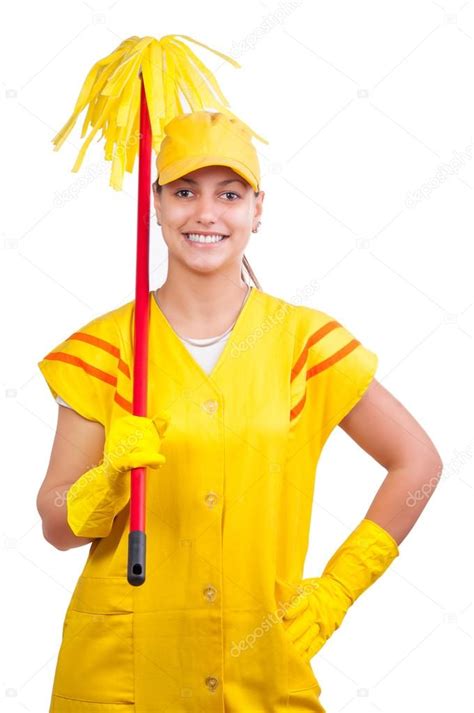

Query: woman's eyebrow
left=177, top=177, right=247, bottom=188
left=217, top=178, right=247, bottom=187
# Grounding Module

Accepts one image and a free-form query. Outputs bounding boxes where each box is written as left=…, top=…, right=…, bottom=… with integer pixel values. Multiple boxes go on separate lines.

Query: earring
left=157, top=220, right=161, bottom=226
left=252, top=221, right=261, bottom=233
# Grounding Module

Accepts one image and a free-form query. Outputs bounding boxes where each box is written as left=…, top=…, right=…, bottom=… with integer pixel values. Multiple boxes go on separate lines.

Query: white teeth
left=185, top=233, right=226, bottom=243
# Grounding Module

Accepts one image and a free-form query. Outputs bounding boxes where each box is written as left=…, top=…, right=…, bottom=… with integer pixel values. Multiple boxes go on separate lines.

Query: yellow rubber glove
left=282, top=518, right=399, bottom=662
left=66, top=412, right=170, bottom=539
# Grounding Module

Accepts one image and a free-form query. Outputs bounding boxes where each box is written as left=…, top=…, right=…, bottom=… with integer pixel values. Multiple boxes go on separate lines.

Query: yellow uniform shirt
left=38, top=286, right=378, bottom=713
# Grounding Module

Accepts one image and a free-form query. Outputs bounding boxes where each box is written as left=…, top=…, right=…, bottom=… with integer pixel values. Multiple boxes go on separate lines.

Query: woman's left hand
left=281, top=576, right=353, bottom=662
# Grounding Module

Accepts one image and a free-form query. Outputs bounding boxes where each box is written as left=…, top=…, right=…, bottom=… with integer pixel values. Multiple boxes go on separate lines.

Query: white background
left=1, top=0, right=472, bottom=711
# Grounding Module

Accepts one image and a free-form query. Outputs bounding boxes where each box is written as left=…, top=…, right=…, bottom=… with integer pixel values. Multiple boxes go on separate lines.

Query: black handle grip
left=128, top=530, right=146, bottom=586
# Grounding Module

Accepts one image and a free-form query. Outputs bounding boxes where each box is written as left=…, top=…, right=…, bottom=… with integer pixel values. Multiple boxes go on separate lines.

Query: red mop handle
left=128, top=77, right=152, bottom=586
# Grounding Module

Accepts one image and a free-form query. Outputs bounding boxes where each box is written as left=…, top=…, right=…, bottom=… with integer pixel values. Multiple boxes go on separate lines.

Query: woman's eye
left=174, top=189, right=240, bottom=200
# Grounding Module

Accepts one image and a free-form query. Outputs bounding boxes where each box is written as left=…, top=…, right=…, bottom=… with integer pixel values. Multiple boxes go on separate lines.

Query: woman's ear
left=152, top=183, right=162, bottom=226
left=254, top=190, right=265, bottom=223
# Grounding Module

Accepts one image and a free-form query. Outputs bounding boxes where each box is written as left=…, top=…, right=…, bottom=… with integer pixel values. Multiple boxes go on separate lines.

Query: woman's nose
left=193, top=197, right=221, bottom=223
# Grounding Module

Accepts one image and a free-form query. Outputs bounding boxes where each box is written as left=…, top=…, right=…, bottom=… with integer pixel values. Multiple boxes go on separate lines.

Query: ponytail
left=242, top=255, right=261, bottom=290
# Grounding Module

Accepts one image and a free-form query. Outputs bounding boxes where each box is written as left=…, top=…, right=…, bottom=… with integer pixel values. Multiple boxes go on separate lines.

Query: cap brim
left=158, top=155, right=259, bottom=192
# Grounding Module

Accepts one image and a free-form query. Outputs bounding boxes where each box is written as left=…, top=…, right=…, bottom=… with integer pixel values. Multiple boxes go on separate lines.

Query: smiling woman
left=37, top=33, right=442, bottom=713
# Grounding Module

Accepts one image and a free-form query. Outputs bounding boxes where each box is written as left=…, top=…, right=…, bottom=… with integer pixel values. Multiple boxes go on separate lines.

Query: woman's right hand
left=101, top=412, right=171, bottom=491
left=101, top=412, right=169, bottom=490
left=60, top=411, right=171, bottom=541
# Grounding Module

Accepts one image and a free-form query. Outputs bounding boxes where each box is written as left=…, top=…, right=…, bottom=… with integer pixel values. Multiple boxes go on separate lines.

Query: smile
left=182, top=232, right=229, bottom=246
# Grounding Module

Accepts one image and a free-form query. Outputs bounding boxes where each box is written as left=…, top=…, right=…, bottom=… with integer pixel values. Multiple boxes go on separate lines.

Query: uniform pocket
left=275, top=577, right=322, bottom=695
left=51, top=576, right=134, bottom=705
left=282, top=618, right=322, bottom=695
left=288, top=685, right=326, bottom=712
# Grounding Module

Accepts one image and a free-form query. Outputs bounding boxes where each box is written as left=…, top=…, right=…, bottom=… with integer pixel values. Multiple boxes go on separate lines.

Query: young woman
left=36, top=111, right=443, bottom=712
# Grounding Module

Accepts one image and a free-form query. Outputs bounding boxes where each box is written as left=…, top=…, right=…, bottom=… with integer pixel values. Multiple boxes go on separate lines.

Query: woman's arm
left=36, top=406, right=105, bottom=550
left=282, top=378, right=441, bottom=660
left=339, top=378, right=443, bottom=545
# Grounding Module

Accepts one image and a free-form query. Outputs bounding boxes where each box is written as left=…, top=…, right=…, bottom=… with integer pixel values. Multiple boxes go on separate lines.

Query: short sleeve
left=37, top=310, right=123, bottom=426
left=290, top=307, right=378, bottom=450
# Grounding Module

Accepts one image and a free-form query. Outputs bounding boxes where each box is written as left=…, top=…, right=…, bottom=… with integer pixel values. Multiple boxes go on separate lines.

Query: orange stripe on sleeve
left=44, top=351, right=132, bottom=415
left=290, top=327, right=361, bottom=421
left=290, top=391, right=306, bottom=421
left=69, top=332, right=131, bottom=378
left=44, top=352, right=117, bottom=386
left=306, top=339, right=360, bottom=380
left=291, top=320, right=341, bottom=381
left=114, top=392, right=133, bottom=413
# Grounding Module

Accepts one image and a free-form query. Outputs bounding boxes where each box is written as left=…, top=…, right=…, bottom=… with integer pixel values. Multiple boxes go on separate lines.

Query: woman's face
left=153, top=165, right=264, bottom=277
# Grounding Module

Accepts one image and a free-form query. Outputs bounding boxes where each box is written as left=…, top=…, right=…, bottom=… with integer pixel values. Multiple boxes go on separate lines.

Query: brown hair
left=152, top=178, right=262, bottom=290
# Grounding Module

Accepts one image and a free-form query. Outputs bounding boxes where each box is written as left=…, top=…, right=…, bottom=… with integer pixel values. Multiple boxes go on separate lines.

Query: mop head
left=51, top=34, right=268, bottom=191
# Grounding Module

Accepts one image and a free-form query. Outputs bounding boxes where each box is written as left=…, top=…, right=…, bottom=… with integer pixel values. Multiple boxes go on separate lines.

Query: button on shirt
left=38, top=287, right=378, bottom=712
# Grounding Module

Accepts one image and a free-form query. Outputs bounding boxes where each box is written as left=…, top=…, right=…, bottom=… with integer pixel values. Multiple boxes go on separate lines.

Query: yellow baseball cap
left=155, top=111, right=261, bottom=192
